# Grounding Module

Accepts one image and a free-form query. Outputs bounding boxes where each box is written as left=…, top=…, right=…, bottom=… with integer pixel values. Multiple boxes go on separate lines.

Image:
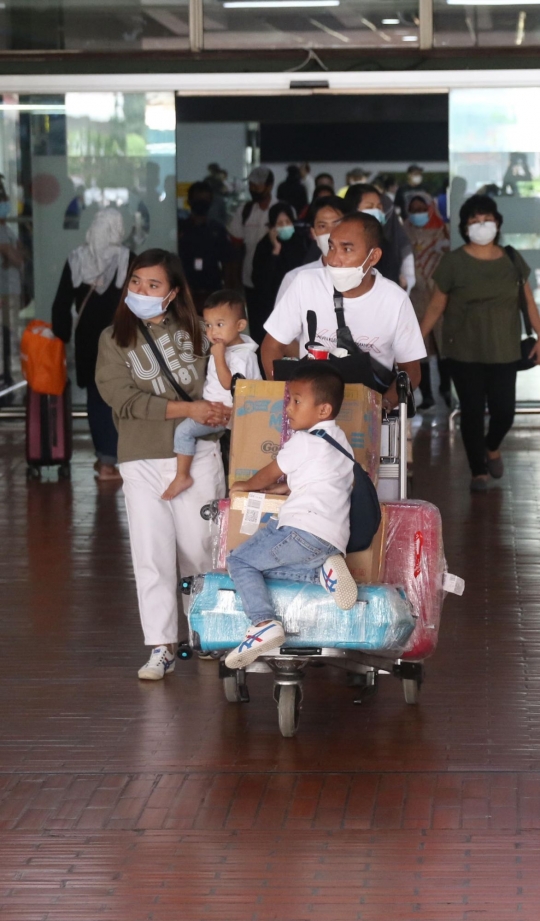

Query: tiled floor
left=1, top=412, right=540, bottom=919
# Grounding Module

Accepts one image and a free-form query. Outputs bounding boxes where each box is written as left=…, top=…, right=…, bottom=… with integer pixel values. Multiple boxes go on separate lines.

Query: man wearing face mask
left=262, top=212, right=425, bottom=407
left=421, top=194, right=540, bottom=491
left=275, top=196, right=346, bottom=302
left=229, top=166, right=276, bottom=320
left=178, top=181, right=234, bottom=314
left=395, top=165, right=426, bottom=217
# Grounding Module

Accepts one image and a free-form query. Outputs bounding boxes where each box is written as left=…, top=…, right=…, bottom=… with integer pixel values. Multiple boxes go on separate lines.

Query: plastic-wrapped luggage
left=381, top=500, right=445, bottom=660
left=188, top=572, right=416, bottom=656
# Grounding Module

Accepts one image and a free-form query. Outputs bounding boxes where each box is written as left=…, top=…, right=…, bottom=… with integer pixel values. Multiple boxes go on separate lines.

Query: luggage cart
left=189, top=373, right=435, bottom=738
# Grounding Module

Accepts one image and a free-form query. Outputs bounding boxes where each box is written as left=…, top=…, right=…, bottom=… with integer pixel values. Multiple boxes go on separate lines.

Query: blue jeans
left=87, top=380, right=118, bottom=466
left=174, top=418, right=226, bottom=456
left=227, top=517, right=339, bottom=626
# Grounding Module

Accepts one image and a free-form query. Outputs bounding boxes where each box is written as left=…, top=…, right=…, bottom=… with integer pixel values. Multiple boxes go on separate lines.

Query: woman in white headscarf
left=52, top=209, right=134, bottom=481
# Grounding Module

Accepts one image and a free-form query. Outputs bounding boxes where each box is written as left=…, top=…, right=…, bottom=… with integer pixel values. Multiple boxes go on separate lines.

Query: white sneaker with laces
left=225, top=620, right=285, bottom=670
left=320, top=555, right=358, bottom=611
left=138, top=646, right=176, bottom=680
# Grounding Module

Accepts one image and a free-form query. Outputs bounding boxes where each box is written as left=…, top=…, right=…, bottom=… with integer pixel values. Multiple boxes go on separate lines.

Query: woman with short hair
left=421, top=194, right=540, bottom=491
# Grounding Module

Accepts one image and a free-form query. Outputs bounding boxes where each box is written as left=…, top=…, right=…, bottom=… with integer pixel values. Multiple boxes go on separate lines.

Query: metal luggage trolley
left=187, top=373, right=428, bottom=738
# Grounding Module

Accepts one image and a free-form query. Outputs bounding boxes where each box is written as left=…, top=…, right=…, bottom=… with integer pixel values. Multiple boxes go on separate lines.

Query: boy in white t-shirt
left=162, top=290, right=261, bottom=500
left=225, top=364, right=358, bottom=670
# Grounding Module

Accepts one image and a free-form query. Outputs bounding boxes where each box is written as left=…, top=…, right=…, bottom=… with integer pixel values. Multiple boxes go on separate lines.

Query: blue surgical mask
left=124, top=289, right=173, bottom=320
left=409, top=212, right=429, bottom=228
left=276, top=225, right=295, bottom=242
left=0, top=201, right=10, bottom=219
left=362, top=207, right=385, bottom=225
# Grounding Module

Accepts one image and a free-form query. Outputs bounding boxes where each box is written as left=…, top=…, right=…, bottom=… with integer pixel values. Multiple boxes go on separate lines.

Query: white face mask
left=410, top=174, right=423, bottom=186
left=468, top=221, right=498, bottom=246
left=326, top=249, right=373, bottom=293
left=125, top=289, right=173, bottom=320
left=315, top=232, right=330, bottom=256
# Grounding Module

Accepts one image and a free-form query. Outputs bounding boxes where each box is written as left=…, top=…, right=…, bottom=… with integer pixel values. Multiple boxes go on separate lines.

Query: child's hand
left=210, top=341, right=226, bottom=360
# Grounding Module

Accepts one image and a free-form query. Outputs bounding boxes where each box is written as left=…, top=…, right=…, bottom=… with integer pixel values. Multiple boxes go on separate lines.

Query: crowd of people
left=47, top=160, right=539, bottom=675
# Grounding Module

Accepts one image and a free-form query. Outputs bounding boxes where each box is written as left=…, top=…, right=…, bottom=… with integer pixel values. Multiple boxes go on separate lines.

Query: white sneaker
left=225, top=621, right=285, bottom=670
left=320, top=555, right=358, bottom=611
left=138, top=646, right=176, bottom=680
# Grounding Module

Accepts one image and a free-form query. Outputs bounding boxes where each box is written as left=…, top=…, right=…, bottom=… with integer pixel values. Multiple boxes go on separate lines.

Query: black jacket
left=52, top=254, right=135, bottom=388
left=252, top=231, right=310, bottom=322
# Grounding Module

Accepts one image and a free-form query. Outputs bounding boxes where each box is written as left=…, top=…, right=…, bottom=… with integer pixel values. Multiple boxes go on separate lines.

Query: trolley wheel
left=26, top=465, right=41, bottom=480
left=177, top=642, right=193, bottom=661
left=223, top=670, right=249, bottom=704
left=277, top=684, right=302, bottom=738
left=58, top=463, right=71, bottom=480
left=402, top=678, right=421, bottom=705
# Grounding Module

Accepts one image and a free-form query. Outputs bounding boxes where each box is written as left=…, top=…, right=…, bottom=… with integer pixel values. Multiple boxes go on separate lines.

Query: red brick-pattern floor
left=2, top=417, right=540, bottom=918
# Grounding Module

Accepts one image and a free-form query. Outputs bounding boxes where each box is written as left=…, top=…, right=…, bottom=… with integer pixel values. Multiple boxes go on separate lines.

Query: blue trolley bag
left=310, top=428, right=381, bottom=553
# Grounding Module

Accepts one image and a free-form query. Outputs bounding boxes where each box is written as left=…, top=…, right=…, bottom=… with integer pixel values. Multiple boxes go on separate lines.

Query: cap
left=407, top=164, right=424, bottom=173
left=248, top=166, right=272, bottom=185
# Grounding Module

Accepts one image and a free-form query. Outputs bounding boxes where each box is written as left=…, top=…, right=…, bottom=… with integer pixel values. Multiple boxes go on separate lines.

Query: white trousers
left=120, top=441, right=226, bottom=646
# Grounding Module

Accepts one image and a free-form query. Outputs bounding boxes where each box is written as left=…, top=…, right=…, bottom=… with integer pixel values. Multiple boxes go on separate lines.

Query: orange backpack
left=20, top=320, right=67, bottom=396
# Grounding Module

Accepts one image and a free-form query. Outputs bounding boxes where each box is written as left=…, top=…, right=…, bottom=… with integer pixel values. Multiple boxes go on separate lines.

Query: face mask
left=409, top=211, right=429, bottom=228
left=276, top=225, right=295, bottom=242
left=190, top=199, right=211, bottom=217
left=0, top=201, right=10, bottom=218
left=362, top=207, right=385, bottom=225
left=468, top=221, right=498, bottom=246
left=410, top=174, right=423, bottom=186
left=125, top=289, right=173, bottom=320
left=326, top=249, right=373, bottom=293
left=315, top=232, right=330, bottom=256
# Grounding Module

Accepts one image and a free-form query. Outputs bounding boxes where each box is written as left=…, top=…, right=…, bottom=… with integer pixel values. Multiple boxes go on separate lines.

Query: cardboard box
left=226, top=492, right=287, bottom=555
left=345, top=506, right=387, bottom=584
left=229, top=380, right=381, bottom=487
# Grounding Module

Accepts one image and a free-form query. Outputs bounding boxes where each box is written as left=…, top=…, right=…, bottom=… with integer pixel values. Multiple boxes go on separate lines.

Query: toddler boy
left=163, top=290, right=261, bottom=500
left=226, top=363, right=358, bottom=670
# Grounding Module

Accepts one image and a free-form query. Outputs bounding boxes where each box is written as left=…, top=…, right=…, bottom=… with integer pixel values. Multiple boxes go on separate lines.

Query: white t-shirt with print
left=264, top=265, right=427, bottom=371
left=275, top=256, right=323, bottom=303
left=276, top=419, right=354, bottom=554
left=229, top=198, right=276, bottom=288
left=203, top=334, right=261, bottom=407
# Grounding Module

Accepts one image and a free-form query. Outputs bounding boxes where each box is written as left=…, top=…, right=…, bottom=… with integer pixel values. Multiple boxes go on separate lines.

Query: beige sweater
left=96, top=315, right=210, bottom=463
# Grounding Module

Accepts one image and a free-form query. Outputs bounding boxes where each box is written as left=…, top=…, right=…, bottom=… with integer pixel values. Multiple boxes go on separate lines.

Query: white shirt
left=276, top=420, right=354, bottom=554
left=203, top=335, right=261, bottom=407
left=264, top=266, right=427, bottom=371
left=275, top=256, right=323, bottom=303
left=229, top=198, right=276, bottom=287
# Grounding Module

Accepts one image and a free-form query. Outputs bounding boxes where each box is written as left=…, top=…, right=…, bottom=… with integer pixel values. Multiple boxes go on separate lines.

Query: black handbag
left=310, top=428, right=381, bottom=553
left=505, top=245, right=538, bottom=371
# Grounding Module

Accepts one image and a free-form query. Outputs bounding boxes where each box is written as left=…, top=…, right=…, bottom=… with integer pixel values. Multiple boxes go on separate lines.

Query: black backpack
left=310, top=429, right=381, bottom=553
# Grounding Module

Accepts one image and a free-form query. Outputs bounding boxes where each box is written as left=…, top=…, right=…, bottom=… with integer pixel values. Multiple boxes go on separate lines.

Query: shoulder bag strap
left=139, top=323, right=193, bottom=402
left=306, top=309, right=318, bottom=346
left=74, top=283, right=96, bottom=329
left=505, top=245, right=533, bottom=336
left=333, top=289, right=359, bottom=354
left=310, top=428, right=355, bottom=464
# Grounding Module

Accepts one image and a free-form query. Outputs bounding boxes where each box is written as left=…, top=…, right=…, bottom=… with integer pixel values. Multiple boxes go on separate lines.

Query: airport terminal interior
left=3, top=1, right=540, bottom=917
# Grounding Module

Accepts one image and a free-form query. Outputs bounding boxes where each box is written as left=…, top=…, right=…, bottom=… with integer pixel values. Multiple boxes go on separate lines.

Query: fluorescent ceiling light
left=0, top=103, right=66, bottom=111
left=382, top=18, right=400, bottom=23
left=224, top=0, right=339, bottom=7
left=447, top=0, right=540, bottom=5
left=402, top=34, right=417, bottom=40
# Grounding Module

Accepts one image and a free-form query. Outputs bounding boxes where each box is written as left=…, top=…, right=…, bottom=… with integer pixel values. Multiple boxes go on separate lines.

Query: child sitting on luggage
left=162, top=290, right=261, bottom=500
left=225, top=363, right=358, bottom=669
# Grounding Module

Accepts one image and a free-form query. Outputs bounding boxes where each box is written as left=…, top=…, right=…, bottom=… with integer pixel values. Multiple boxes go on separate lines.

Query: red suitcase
left=26, top=382, right=72, bottom=479
left=381, top=500, right=445, bottom=660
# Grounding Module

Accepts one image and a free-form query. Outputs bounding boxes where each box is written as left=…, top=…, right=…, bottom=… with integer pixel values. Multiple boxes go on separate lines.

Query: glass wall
left=0, top=91, right=177, bottom=406
left=435, top=1, right=540, bottom=47
left=203, top=0, right=419, bottom=49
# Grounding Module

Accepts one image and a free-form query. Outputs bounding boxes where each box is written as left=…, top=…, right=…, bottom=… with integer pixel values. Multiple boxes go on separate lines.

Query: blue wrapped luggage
left=188, top=573, right=415, bottom=657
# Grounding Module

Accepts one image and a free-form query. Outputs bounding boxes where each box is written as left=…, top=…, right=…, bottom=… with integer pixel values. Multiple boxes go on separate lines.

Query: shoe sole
left=225, top=635, right=285, bottom=670
left=321, top=555, right=358, bottom=611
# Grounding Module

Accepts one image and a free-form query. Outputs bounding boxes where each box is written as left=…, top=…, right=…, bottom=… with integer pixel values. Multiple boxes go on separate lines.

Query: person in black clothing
left=52, top=208, right=133, bottom=481
left=277, top=166, right=308, bottom=216
left=178, top=181, right=233, bottom=314
left=251, top=201, right=309, bottom=346
left=395, top=164, right=427, bottom=216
